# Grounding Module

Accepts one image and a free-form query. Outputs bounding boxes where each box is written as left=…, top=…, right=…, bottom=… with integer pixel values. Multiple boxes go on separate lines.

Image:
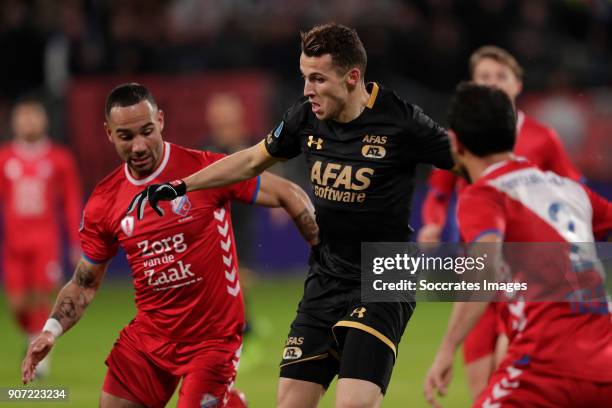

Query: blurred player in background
left=420, top=45, right=582, bottom=245
left=424, top=82, right=612, bottom=408
left=22, top=83, right=317, bottom=408
left=418, top=45, right=583, bottom=399
left=203, top=92, right=257, bottom=281
left=0, top=98, right=82, bottom=378
left=205, top=92, right=251, bottom=154
left=129, top=24, right=454, bottom=408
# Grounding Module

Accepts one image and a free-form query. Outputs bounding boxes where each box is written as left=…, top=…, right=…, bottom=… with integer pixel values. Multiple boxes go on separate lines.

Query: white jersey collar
left=124, top=142, right=171, bottom=186
left=481, top=155, right=529, bottom=178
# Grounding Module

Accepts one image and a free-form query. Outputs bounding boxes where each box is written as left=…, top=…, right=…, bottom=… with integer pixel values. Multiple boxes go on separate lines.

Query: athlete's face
left=105, top=100, right=164, bottom=178
left=472, top=58, right=522, bottom=103
left=300, top=53, right=358, bottom=121
left=12, top=103, right=48, bottom=143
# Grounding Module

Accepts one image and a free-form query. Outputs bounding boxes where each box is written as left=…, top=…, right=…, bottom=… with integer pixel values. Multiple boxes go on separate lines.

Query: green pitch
left=0, top=278, right=469, bottom=407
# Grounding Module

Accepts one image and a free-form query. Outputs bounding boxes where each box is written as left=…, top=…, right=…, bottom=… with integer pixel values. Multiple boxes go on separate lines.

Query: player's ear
left=448, top=130, right=464, bottom=155
left=104, top=122, right=113, bottom=143
left=346, top=67, right=361, bottom=87
left=515, top=79, right=523, bottom=97
left=158, top=110, right=165, bottom=132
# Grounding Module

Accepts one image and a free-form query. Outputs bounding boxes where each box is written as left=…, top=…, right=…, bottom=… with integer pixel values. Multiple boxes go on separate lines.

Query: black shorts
left=279, top=272, right=415, bottom=393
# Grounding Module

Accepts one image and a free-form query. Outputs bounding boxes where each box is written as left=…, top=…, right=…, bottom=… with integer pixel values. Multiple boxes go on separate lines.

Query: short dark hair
left=105, top=83, right=157, bottom=118
left=447, top=82, right=516, bottom=157
left=12, top=94, right=46, bottom=111
left=301, top=23, right=367, bottom=75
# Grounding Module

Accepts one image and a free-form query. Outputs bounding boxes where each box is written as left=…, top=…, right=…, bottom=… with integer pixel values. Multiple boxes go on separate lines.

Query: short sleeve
left=428, top=169, right=457, bottom=196
left=79, top=194, right=118, bottom=263
left=457, top=187, right=506, bottom=243
left=422, top=170, right=457, bottom=226
left=582, top=185, right=612, bottom=241
left=264, top=97, right=307, bottom=160
left=402, top=104, right=454, bottom=169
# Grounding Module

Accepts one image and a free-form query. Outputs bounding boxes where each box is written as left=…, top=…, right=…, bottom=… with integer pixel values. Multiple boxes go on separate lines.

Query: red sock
left=15, top=310, right=30, bottom=333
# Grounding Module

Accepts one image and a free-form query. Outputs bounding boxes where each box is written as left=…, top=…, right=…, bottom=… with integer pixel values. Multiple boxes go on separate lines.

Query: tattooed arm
left=254, top=172, right=319, bottom=246
left=50, top=257, right=108, bottom=332
left=22, top=257, right=109, bottom=383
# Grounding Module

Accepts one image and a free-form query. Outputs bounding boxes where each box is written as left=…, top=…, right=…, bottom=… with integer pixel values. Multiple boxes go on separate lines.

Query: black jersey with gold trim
left=265, top=82, right=453, bottom=280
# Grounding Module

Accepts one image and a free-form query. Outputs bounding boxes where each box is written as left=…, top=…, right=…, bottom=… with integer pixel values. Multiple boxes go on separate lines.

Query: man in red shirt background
left=0, top=98, right=82, bottom=377
left=424, top=82, right=612, bottom=408
left=420, top=46, right=582, bottom=245
left=419, top=46, right=583, bottom=399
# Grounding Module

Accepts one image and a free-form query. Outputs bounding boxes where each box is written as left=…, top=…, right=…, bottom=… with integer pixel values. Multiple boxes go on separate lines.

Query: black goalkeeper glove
left=127, top=179, right=187, bottom=220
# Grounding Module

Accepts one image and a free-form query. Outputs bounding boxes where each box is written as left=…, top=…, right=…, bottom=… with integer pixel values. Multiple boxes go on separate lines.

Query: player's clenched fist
left=127, top=179, right=186, bottom=219
left=22, top=332, right=55, bottom=384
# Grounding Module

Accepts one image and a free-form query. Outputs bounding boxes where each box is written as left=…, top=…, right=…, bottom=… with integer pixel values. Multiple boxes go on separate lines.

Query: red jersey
left=422, top=112, right=582, bottom=226
left=0, top=140, right=82, bottom=249
left=457, top=159, right=612, bottom=382
left=79, top=143, right=260, bottom=341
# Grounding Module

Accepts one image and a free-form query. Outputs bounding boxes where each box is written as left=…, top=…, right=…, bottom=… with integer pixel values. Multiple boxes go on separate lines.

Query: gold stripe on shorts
left=333, top=321, right=397, bottom=359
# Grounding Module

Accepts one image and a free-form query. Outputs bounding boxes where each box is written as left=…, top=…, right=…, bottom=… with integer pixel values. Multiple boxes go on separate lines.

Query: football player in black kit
left=130, top=23, right=453, bottom=408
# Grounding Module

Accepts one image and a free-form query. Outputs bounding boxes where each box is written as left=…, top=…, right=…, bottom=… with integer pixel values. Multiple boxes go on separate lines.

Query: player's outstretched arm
left=127, top=141, right=280, bottom=219
left=185, top=141, right=280, bottom=192
left=254, top=172, right=319, bottom=246
left=423, top=301, right=489, bottom=408
left=424, top=233, right=502, bottom=407
left=21, top=257, right=109, bottom=384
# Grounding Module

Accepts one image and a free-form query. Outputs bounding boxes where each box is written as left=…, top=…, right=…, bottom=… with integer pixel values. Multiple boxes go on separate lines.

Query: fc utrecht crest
left=121, top=215, right=135, bottom=237
left=171, top=195, right=192, bottom=217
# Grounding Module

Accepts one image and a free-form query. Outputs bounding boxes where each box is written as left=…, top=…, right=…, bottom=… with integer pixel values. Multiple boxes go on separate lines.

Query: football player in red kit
left=22, top=83, right=318, bottom=408
left=424, top=83, right=612, bottom=408
left=419, top=46, right=583, bottom=399
left=0, top=98, right=82, bottom=377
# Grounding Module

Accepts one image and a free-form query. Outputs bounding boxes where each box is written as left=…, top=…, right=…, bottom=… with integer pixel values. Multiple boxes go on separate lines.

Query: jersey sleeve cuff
left=249, top=175, right=262, bottom=205
left=429, top=186, right=452, bottom=200
left=262, top=138, right=290, bottom=161
left=469, top=228, right=504, bottom=243
left=82, top=253, right=110, bottom=265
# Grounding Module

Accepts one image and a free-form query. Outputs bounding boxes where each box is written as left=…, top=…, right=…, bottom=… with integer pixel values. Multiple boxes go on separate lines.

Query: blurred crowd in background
left=1, top=0, right=611, bottom=93
left=0, top=0, right=610, bottom=272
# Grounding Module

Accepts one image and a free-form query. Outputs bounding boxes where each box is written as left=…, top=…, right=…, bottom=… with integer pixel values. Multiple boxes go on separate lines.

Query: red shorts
left=3, top=244, right=61, bottom=296
left=474, top=361, right=612, bottom=408
left=463, top=303, right=500, bottom=364
left=103, top=321, right=242, bottom=408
